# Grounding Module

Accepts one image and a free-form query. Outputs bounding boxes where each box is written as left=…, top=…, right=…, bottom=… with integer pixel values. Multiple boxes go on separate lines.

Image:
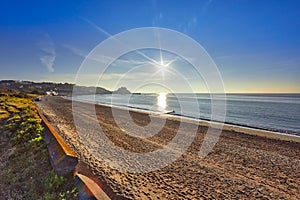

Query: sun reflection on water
left=157, top=93, right=167, bottom=111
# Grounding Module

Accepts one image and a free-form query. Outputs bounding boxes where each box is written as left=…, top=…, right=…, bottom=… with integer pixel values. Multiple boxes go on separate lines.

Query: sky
left=0, top=0, right=299, bottom=93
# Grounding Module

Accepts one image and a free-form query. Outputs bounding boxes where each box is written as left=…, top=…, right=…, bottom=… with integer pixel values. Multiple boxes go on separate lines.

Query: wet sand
left=36, top=96, right=300, bottom=199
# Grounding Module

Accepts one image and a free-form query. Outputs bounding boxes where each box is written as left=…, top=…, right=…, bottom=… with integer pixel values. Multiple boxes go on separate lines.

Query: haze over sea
left=72, top=93, right=300, bottom=135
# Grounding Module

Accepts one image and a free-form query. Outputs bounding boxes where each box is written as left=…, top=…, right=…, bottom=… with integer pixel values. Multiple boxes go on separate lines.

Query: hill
left=0, top=80, right=113, bottom=96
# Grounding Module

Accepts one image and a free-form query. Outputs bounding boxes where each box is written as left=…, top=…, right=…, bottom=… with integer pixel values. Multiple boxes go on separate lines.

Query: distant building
left=46, top=90, right=58, bottom=96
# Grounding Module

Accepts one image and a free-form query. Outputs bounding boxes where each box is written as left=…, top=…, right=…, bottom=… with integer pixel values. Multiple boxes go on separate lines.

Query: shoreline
left=67, top=96, right=300, bottom=143
left=37, top=96, right=300, bottom=199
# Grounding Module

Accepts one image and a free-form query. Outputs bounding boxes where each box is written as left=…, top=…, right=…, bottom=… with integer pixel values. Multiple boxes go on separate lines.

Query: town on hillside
left=0, top=80, right=131, bottom=96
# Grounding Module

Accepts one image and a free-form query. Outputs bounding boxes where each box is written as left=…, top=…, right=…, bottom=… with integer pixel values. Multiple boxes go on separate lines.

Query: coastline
left=37, top=96, right=300, bottom=199
left=66, top=96, right=300, bottom=143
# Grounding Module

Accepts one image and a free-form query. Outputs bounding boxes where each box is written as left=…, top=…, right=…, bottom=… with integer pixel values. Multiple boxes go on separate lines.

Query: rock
left=113, top=87, right=131, bottom=94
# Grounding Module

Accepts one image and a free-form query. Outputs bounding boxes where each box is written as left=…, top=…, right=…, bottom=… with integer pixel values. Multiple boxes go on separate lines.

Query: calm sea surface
left=71, top=93, right=300, bottom=135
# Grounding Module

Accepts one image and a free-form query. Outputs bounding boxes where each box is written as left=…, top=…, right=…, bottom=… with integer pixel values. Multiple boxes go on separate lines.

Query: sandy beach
left=36, top=96, right=300, bottom=199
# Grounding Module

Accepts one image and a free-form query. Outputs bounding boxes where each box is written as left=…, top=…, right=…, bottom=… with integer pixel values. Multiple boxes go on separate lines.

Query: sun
left=135, top=48, right=178, bottom=80
left=152, top=49, right=177, bottom=79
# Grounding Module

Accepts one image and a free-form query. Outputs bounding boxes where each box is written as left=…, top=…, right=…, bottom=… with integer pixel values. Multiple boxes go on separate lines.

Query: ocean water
left=71, top=93, right=300, bottom=135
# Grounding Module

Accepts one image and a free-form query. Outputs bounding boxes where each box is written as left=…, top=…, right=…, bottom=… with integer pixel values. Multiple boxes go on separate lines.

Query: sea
left=71, top=93, right=300, bottom=136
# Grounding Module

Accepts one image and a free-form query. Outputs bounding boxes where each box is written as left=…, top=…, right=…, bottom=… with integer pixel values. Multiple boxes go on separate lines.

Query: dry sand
left=36, top=96, right=300, bottom=199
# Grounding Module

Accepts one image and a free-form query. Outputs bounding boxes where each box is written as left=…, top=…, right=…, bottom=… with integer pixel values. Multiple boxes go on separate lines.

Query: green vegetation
left=0, top=91, right=77, bottom=199
left=0, top=80, right=112, bottom=95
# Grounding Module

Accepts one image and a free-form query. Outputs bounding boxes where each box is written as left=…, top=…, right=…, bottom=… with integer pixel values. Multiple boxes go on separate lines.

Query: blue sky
left=0, top=0, right=299, bottom=93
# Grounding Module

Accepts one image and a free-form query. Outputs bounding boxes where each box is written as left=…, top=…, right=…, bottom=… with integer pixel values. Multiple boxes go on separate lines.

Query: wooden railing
left=37, top=106, right=111, bottom=200
left=37, top=108, right=78, bottom=175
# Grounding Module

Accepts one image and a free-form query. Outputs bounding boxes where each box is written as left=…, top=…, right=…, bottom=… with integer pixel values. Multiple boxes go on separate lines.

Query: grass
left=0, top=91, right=78, bottom=199
left=0, top=109, right=10, bottom=120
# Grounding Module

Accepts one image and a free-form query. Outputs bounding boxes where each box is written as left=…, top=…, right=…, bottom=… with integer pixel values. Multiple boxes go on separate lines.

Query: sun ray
left=159, top=48, right=164, bottom=66
left=165, top=56, right=179, bottom=67
left=150, top=64, right=177, bottom=78
left=135, top=50, right=160, bottom=65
